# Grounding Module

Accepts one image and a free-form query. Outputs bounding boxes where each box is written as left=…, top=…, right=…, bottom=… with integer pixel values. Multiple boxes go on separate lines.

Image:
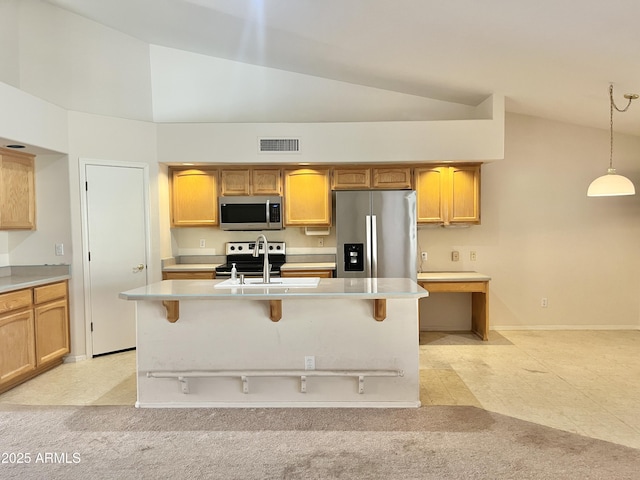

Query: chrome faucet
left=253, top=234, right=270, bottom=283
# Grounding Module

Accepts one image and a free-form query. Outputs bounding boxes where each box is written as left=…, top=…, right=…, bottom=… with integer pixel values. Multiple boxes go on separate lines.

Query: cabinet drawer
left=0, top=289, right=32, bottom=314
left=34, top=282, right=67, bottom=305
left=163, top=271, right=216, bottom=280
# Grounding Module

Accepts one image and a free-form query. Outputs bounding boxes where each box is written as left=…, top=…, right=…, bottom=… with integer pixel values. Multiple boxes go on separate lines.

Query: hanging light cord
left=609, top=85, right=637, bottom=170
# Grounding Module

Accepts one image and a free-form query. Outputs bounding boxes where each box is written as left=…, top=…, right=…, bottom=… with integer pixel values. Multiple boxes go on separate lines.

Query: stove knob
left=230, top=246, right=235, bottom=251
left=276, top=245, right=282, bottom=250
left=269, top=245, right=274, bottom=250
left=238, top=245, right=243, bottom=251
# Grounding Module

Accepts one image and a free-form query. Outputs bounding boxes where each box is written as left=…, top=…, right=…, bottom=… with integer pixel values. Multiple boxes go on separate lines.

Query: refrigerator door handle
left=371, top=215, right=378, bottom=277
left=365, top=215, right=372, bottom=277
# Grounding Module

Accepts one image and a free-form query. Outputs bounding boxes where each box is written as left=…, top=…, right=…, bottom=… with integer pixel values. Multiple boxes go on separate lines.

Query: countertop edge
left=0, top=275, right=71, bottom=294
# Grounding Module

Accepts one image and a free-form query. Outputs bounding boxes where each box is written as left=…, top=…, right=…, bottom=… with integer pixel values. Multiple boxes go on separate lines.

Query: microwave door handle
left=266, top=200, right=271, bottom=227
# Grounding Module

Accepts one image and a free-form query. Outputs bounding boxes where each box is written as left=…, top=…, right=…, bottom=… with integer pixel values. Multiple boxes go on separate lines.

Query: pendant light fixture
left=587, top=85, right=638, bottom=196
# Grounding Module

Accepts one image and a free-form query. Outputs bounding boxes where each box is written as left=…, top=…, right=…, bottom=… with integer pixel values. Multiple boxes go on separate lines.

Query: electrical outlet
left=304, top=356, right=316, bottom=371
left=541, top=297, right=548, bottom=308
left=421, top=252, right=428, bottom=261
left=451, top=250, right=460, bottom=262
left=470, top=251, right=477, bottom=261
left=55, top=243, right=64, bottom=256
left=199, top=239, right=206, bottom=248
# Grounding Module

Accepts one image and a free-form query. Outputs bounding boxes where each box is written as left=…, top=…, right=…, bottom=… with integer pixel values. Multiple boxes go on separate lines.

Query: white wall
left=16, top=0, right=153, bottom=122
left=0, top=82, right=68, bottom=154
left=156, top=98, right=504, bottom=165
left=0, top=0, right=20, bottom=88
left=419, top=113, right=640, bottom=331
left=66, top=111, right=160, bottom=357
left=150, top=45, right=482, bottom=123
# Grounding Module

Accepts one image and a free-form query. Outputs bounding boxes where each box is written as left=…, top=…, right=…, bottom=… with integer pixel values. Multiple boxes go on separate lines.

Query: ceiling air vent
left=258, top=138, right=300, bottom=153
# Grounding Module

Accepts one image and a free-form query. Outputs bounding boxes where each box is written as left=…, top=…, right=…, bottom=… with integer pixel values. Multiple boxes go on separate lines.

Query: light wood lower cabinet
left=35, top=298, right=69, bottom=366
left=0, top=308, right=36, bottom=386
left=0, top=281, right=70, bottom=394
left=162, top=271, right=216, bottom=280
left=280, top=269, right=334, bottom=278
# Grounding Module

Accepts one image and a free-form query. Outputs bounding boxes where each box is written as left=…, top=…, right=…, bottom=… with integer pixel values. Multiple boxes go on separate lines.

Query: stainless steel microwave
left=219, top=196, right=283, bottom=230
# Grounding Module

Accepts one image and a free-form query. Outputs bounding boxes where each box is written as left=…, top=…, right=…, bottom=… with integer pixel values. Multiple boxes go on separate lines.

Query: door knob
left=133, top=264, right=145, bottom=272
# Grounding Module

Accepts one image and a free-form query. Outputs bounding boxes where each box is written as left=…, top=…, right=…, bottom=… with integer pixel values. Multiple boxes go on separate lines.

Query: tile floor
left=1, top=330, right=639, bottom=450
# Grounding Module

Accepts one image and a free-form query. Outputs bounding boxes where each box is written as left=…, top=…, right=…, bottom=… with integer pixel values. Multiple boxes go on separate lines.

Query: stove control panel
left=225, top=241, right=286, bottom=256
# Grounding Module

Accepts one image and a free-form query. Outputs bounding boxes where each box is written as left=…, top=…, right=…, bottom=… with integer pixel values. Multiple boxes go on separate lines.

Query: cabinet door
left=34, top=299, right=69, bottom=366
left=220, top=169, right=251, bottom=196
left=372, top=167, right=412, bottom=189
left=281, top=269, right=333, bottom=278
left=415, top=167, right=446, bottom=223
left=0, top=149, right=36, bottom=230
left=252, top=169, right=282, bottom=195
left=170, top=169, right=219, bottom=227
left=332, top=168, right=371, bottom=190
left=283, top=168, right=331, bottom=226
left=0, top=309, right=36, bottom=386
left=448, top=165, right=480, bottom=223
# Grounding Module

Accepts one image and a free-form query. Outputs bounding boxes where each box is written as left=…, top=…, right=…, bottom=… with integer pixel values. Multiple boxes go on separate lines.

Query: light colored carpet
left=1, top=404, right=639, bottom=479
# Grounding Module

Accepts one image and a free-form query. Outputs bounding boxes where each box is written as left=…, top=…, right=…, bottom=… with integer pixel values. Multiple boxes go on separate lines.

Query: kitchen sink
left=214, top=277, right=321, bottom=289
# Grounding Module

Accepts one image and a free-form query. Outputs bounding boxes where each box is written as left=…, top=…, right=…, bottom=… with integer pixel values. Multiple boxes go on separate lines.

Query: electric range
left=215, top=241, right=286, bottom=278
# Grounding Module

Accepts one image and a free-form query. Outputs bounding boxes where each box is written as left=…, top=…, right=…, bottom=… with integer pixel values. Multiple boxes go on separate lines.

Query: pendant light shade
left=587, top=85, right=637, bottom=197
left=587, top=168, right=636, bottom=196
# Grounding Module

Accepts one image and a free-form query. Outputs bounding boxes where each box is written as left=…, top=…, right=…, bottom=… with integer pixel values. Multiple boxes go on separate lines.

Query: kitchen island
left=119, top=277, right=427, bottom=408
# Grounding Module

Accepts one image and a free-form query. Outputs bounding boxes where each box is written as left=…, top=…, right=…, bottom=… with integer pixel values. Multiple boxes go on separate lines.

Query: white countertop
left=280, top=262, right=336, bottom=271
left=417, top=271, right=491, bottom=282
left=0, top=274, right=71, bottom=294
left=120, top=278, right=427, bottom=301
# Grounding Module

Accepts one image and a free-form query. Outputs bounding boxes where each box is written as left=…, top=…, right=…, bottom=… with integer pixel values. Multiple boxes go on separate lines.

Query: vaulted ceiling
left=45, top=0, right=640, bottom=134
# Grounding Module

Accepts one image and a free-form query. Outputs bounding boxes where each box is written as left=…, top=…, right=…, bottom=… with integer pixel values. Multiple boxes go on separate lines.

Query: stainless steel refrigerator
left=335, top=190, right=417, bottom=280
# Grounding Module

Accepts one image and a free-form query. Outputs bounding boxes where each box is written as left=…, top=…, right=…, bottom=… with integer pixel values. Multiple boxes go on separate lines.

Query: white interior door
left=85, top=164, right=148, bottom=356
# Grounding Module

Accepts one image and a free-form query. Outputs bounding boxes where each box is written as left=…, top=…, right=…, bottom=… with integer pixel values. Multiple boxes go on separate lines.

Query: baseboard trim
left=493, top=325, right=639, bottom=331
left=63, top=355, right=88, bottom=363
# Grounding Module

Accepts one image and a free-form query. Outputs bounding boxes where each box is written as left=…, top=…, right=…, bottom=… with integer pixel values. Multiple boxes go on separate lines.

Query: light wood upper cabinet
left=220, top=168, right=282, bottom=196
left=220, top=169, right=250, bottom=196
left=415, top=167, right=446, bottom=223
left=448, top=165, right=480, bottom=223
left=332, top=166, right=411, bottom=190
left=332, top=167, right=371, bottom=190
left=416, top=165, right=480, bottom=225
left=170, top=168, right=219, bottom=227
left=283, top=168, right=332, bottom=227
left=252, top=169, right=282, bottom=195
left=372, top=167, right=412, bottom=189
left=0, top=148, right=36, bottom=230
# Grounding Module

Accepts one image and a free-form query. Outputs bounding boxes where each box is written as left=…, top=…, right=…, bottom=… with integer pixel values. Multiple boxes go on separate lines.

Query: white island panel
left=124, top=278, right=426, bottom=408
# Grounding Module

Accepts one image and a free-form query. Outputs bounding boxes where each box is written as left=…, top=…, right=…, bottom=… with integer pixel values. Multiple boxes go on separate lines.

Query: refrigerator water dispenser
left=344, top=243, right=364, bottom=272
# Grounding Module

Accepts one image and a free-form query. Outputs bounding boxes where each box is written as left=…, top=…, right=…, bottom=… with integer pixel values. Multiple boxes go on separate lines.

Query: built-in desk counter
left=417, top=272, right=491, bottom=341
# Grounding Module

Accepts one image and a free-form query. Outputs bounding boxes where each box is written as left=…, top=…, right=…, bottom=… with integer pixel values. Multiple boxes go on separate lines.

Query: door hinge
left=90, top=322, right=93, bottom=332
left=85, top=181, right=88, bottom=191
left=88, top=252, right=91, bottom=261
